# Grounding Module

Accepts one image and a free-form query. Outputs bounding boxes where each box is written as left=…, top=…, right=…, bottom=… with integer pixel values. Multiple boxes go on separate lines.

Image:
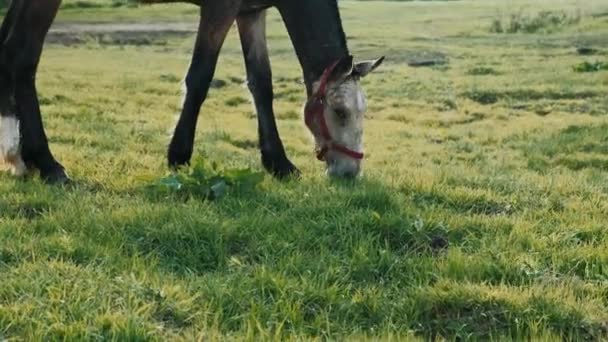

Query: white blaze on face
left=0, top=116, right=27, bottom=176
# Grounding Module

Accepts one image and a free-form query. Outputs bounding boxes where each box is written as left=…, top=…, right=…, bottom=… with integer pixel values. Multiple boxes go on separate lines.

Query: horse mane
left=331, top=0, right=350, bottom=54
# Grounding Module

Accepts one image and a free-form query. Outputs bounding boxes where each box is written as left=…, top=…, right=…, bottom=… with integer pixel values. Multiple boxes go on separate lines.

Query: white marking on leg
left=0, top=116, right=27, bottom=176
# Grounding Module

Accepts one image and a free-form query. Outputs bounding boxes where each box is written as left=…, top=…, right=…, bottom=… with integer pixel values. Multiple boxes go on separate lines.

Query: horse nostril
left=327, top=158, right=361, bottom=179
left=341, top=169, right=359, bottom=179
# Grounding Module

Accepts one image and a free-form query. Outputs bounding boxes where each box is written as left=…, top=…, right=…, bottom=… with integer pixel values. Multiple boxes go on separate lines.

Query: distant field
left=2, top=0, right=608, bottom=340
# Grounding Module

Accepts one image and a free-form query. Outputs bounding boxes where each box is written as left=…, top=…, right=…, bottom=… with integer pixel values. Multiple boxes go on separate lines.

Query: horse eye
left=334, top=108, right=348, bottom=121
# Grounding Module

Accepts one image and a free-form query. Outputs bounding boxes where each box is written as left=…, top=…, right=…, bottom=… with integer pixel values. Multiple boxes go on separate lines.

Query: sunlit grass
left=1, top=0, right=608, bottom=340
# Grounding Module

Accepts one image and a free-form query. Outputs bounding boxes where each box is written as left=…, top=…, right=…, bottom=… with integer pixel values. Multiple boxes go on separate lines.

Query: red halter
left=304, top=61, right=364, bottom=162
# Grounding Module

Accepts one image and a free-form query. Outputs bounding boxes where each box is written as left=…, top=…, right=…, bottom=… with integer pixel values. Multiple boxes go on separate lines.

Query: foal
left=0, top=0, right=383, bottom=183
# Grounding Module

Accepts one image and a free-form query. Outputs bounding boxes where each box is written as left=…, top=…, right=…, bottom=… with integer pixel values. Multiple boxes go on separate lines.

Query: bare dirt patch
left=47, top=22, right=197, bottom=45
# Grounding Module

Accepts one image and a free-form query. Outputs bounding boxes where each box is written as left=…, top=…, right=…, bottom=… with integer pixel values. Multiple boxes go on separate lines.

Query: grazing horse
left=0, top=0, right=383, bottom=183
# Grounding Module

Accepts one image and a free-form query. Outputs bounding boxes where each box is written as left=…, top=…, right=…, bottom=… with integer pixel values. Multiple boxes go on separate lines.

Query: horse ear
left=353, top=56, right=385, bottom=78
left=330, top=55, right=354, bottom=80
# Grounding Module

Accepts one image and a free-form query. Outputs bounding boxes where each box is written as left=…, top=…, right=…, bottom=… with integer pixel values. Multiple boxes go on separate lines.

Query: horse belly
left=139, top=0, right=275, bottom=12
left=240, top=0, right=275, bottom=12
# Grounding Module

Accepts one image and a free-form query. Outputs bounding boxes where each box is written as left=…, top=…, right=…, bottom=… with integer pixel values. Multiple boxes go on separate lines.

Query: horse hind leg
left=7, top=0, right=67, bottom=183
left=0, top=54, right=26, bottom=177
left=0, top=0, right=27, bottom=176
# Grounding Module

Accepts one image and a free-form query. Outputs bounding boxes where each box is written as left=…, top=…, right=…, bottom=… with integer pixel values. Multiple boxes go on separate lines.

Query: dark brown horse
left=0, top=0, right=383, bottom=183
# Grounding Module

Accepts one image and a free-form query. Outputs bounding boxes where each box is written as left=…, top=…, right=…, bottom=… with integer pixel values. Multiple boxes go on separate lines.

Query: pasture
left=1, top=0, right=608, bottom=339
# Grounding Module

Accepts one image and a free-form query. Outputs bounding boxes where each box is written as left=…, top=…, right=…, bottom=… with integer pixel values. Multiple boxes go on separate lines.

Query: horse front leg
left=168, top=1, right=241, bottom=168
left=237, top=10, right=300, bottom=179
left=7, top=0, right=67, bottom=183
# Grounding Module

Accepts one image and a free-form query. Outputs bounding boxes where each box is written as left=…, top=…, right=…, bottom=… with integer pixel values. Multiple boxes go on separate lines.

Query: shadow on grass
left=105, top=176, right=450, bottom=277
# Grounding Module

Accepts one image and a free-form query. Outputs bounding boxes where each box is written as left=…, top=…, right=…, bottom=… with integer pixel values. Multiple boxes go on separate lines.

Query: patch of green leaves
left=149, top=159, right=264, bottom=200
left=573, top=61, right=608, bottom=73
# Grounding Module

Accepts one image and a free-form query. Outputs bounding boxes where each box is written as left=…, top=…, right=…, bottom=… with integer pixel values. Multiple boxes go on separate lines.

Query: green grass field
left=2, top=0, right=608, bottom=340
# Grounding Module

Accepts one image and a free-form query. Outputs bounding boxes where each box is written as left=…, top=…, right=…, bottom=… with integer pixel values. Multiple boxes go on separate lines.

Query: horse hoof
left=167, top=144, right=192, bottom=169
left=263, top=156, right=301, bottom=180
left=41, top=167, right=70, bottom=185
left=278, top=166, right=302, bottom=180
left=3, top=155, right=27, bottom=177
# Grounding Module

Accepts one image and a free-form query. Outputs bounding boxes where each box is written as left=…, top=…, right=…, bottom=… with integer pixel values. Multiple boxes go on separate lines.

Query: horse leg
left=6, top=0, right=67, bottom=183
left=168, top=2, right=241, bottom=168
left=237, top=10, right=299, bottom=179
left=0, top=0, right=20, bottom=44
left=0, top=0, right=26, bottom=176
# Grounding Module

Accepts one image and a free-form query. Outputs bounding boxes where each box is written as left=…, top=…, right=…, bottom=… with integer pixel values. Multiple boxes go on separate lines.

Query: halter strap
left=304, top=60, right=364, bottom=162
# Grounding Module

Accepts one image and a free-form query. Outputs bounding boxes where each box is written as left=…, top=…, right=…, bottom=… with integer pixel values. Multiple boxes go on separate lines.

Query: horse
left=0, top=0, right=384, bottom=183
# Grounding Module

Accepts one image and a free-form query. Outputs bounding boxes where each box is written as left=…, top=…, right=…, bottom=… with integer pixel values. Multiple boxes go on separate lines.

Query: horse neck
left=277, top=0, right=350, bottom=96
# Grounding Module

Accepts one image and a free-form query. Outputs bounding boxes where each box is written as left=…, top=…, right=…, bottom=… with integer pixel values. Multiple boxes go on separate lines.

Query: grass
left=489, top=10, right=582, bottom=34
left=2, top=0, right=608, bottom=340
